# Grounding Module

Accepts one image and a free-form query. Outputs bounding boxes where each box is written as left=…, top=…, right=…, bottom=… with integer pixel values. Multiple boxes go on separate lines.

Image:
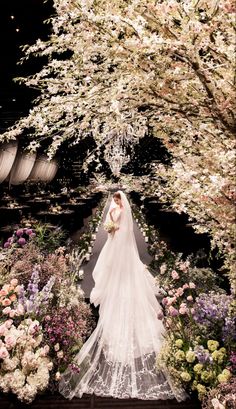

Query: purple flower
left=7, top=237, right=13, bottom=242
left=18, top=237, right=26, bottom=246
left=222, top=316, right=236, bottom=344
left=16, top=229, right=24, bottom=237
left=193, top=292, right=232, bottom=328
left=69, top=363, right=80, bottom=373
left=169, top=306, right=179, bottom=316
left=194, top=345, right=211, bottom=364
left=4, top=242, right=10, bottom=248
left=229, top=352, right=236, bottom=372
left=26, top=229, right=33, bottom=236
left=157, top=311, right=164, bottom=320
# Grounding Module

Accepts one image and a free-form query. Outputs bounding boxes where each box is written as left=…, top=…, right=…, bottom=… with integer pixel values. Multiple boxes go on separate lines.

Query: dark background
left=0, top=0, right=53, bottom=132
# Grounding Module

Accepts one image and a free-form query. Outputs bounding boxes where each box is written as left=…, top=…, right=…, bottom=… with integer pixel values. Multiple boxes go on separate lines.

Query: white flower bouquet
left=0, top=317, right=53, bottom=403
left=103, top=221, right=118, bottom=233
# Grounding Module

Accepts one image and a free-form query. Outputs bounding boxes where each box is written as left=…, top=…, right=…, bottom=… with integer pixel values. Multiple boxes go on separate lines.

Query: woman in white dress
left=59, top=191, right=187, bottom=401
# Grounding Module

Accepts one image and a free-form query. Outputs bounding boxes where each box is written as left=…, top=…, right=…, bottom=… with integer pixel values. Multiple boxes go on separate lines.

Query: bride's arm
left=109, top=208, right=115, bottom=222
left=109, top=208, right=120, bottom=230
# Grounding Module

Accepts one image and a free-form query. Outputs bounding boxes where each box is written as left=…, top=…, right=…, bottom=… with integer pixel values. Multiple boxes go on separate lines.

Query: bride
left=59, top=191, right=187, bottom=401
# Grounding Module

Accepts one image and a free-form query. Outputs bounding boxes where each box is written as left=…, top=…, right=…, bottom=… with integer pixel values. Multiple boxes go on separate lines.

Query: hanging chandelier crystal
left=104, top=140, right=130, bottom=177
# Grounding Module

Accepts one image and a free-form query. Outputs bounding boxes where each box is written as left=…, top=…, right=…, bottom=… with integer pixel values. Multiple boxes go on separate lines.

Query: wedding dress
left=59, top=191, right=187, bottom=401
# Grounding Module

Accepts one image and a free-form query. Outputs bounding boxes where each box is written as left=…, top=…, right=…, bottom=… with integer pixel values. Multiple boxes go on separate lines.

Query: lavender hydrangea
left=193, top=292, right=234, bottom=344
left=194, top=345, right=212, bottom=364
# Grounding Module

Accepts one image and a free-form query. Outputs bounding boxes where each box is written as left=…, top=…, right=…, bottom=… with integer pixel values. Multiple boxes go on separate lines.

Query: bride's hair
left=113, top=192, right=121, bottom=199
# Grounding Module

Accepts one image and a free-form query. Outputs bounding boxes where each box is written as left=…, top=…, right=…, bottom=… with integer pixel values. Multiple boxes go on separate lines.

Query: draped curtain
left=9, top=152, right=36, bottom=185
left=0, top=141, right=18, bottom=183
left=28, top=156, right=58, bottom=182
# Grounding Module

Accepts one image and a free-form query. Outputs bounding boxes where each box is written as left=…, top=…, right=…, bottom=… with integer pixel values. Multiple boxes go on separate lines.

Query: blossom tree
left=0, top=0, right=235, bottom=285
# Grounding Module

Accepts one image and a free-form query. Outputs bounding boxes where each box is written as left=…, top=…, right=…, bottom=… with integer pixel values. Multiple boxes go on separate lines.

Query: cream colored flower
left=180, top=371, right=191, bottom=382
left=196, top=384, right=207, bottom=395
left=207, top=340, right=219, bottom=351
left=175, top=339, right=183, bottom=348
left=193, top=363, right=203, bottom=373
left=186, top=350, right=196, bottom=363
left=174, top=350, right=185, bottom=361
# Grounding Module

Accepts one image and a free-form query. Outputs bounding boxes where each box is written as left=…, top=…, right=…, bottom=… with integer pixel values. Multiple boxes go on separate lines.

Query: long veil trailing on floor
left=59, top=191, right=187, bottom=401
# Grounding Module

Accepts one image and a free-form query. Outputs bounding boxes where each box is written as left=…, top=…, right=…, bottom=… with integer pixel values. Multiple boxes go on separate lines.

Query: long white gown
left=59, top=191, right=187, bottom=401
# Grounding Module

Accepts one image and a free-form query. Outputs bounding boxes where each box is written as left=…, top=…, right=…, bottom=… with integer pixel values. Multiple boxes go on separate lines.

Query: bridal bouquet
left=103, top=221, right=117, bottom=233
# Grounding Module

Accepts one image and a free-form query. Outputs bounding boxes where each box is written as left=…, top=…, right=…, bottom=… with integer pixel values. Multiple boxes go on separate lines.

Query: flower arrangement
left=157, top=281, right=235, bottom=400
left=43, top=303, right=95, bottom=379
left=131, top=199, right=235, bottom=401
left=103, top=221, right=118, bottom=233
left=3, top=227, right=36, bottom=249
left=0, top=314, right=53, bottom=403
left=0, top=223, right=95, bottom=402
left=49, top=205, right=63, bottom=214
left=7, top=200, right=20, bottom=209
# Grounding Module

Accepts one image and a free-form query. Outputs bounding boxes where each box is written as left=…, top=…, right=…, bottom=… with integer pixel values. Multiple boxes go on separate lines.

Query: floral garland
left=68, top=195, right=107, bottom=278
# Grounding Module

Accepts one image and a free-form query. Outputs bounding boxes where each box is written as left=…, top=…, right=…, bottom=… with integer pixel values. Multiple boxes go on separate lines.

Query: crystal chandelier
left=104, top=140, right=130, bottom=177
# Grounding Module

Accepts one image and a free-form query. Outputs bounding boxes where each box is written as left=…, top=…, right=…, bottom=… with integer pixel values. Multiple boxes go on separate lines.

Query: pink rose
left=0, top=346, right=9, bottom=359
left=5, top=335, right=16, bottom=349
left=0, top=289, right=8, bottom=297
left=0, top=324, right=7, bottom=336
left=176, top=288, right=184, bottom=296
left=44, top=345, right=50, bottom=354
left=10, top=279, right=18, bottom=287
left=9, top=294, right=16, bottom=302
left=9, top=310, right=16, bottom=318
left=167, top=297, right=177, bottom=306
left=182, top=283, right=189, bottom=290
left=169, top=306, right=179, bottom=316
left=2, top=299, right=11, bottom=307
left=5, top=320, right=13, bottom=329
left=187, top=295, right=193, bottom=302
left=179, top=306, right=188, bottom=315
left=162, top=298, right=168, bottom=305
left=171, top=270, right=179, bottom=280
left=189, top=282, right=196, bottom=289
left=2, top=307, right=11, bottom=315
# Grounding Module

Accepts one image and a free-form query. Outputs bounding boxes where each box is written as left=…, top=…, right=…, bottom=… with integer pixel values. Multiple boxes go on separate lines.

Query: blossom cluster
left=3, top=227, right=36, bottom=249
left=157, top=271, right=234, bottom=400
left=0, top=222, right=95, bottom=402
left=0, top=317, right=53, bottom=403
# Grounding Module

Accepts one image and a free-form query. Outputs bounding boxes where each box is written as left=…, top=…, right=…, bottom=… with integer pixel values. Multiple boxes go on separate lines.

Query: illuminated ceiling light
left=10, top=15, right=15, bottom=19
left=16, top=28, right=20, bottom=32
